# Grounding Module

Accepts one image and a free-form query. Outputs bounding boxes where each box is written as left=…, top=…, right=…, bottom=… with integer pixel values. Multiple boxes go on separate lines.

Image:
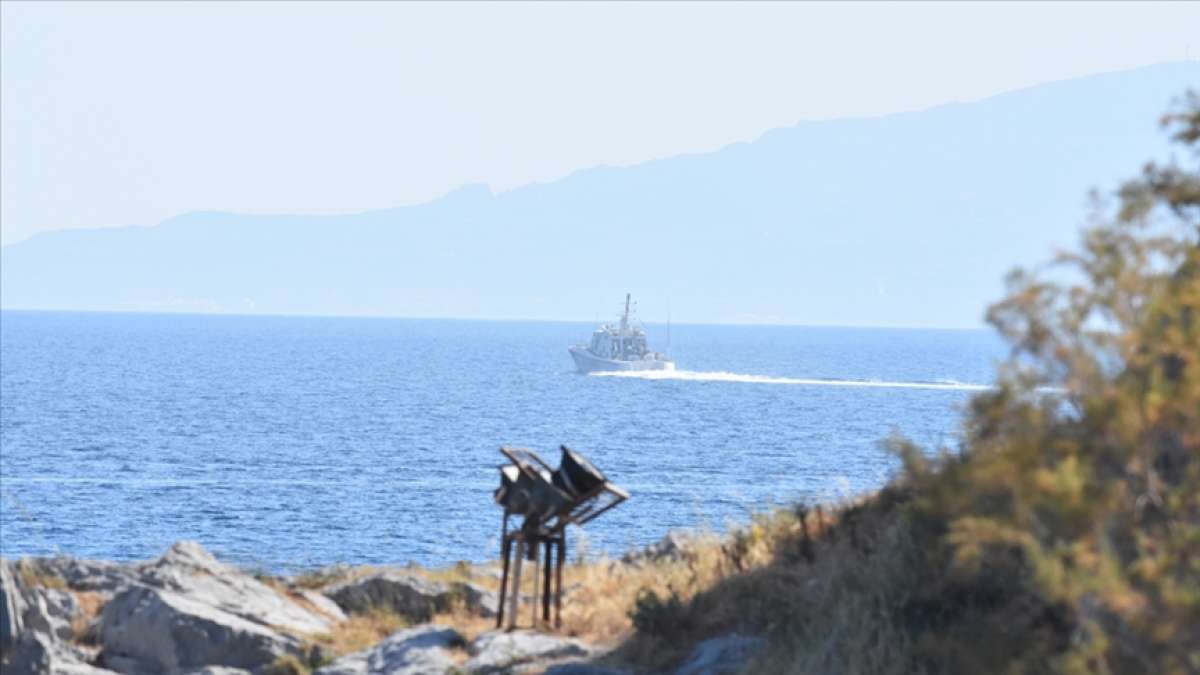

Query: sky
left=2, top=1, right=1199, bottom=246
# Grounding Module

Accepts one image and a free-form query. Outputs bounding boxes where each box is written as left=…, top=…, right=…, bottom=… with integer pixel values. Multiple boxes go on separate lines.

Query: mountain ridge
left=4, top=61, right=1198, bottom=327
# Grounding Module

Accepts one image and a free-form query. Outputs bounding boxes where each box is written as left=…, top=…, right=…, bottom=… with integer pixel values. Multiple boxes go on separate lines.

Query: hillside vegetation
left=583, top=94, right=1198, bottom=674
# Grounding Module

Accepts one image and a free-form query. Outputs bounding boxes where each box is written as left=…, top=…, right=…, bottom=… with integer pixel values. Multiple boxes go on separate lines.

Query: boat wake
left=589, top=369, right=992, bottom=391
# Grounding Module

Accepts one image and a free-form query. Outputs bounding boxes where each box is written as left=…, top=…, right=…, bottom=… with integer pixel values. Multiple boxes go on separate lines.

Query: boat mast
left=620, top=293, right=631, bottom=334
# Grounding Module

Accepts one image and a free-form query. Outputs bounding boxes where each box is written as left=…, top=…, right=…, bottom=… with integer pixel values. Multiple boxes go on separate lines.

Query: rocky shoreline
left=1, top=540, right=759, bottom=675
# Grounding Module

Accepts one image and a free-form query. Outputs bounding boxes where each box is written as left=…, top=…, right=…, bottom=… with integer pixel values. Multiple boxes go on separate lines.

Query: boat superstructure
left=569, top=294, right=675, bottom=373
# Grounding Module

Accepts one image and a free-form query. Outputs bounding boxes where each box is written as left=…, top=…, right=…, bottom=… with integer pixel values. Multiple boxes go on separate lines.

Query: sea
left=0, top=311, right=1006, bottom=572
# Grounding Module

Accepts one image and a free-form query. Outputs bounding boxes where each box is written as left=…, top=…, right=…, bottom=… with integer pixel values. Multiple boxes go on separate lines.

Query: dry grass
left=262, top=653, right=311, bottom=675
left=289, top=565, right=377, bottom=590
left=16, top=559, right=68, bottom=590
left=71, top=590, right=105, bottom=644
left=429, top=609, right=496, bottom=644
left=308, top=608, right=411, bottom=656
left=416, top=560, right=501, bottom=591
left=553, top=495, right=917, bottom=673
left=268, top=498, right=896, bottom=672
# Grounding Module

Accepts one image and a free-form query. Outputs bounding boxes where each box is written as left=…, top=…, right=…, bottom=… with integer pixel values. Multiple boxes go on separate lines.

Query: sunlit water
left=0, top=311, right=1004, bottom=571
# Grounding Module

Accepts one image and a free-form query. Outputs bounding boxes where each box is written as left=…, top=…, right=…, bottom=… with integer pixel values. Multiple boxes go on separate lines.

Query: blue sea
left=0, top=311, right=1005, bottom=571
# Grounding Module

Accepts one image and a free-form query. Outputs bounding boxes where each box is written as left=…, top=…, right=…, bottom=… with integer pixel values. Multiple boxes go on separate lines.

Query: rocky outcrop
left=23, top=587, right=81, bottom=642
left=543, top=665, right=630, bottom=675
left=139, top=542, right=333, bottom=635
left=294, top=589, right=348, bottom=623
left=98, top=584, right=302, bottom=673
left=3, top=630, right=112, bottom=675
left=4, top=543, right=606, bottom=675
left=448, top=582, right=499, bottom=619
left=322, top=571, right=501, bottom=623
left=464, top=630, right=592, bottom=674
left=2, top=559, right=117, bottom=674
left=2, top=559, right=28, bottom=653
left=620, top=532, right=705, bottom=568
left=6, top=542, right=337, bottom=674
left=314, top=626, right=598, bottom=675
left=26, top=559, right=139, bottom=597
left=67, top=541, right=343, bottom=674
left=672, top=634, right=764, bottom=675
left=324, top=573, right=450, bottom=622
left=314, top=624, right=464, bottom=675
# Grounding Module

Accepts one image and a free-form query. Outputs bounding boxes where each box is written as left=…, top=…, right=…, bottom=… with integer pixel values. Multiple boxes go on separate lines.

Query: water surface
left=0, top=311, right=1003, bottom=571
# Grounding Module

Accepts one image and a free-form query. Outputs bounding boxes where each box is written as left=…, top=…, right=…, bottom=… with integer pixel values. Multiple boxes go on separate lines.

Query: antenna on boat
left=620, top=293, right=631, bottom=333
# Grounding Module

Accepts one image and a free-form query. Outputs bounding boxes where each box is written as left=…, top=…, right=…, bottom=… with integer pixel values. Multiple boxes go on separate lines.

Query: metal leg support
left=508, top=539, right=523, bottom=631
left=555, top=534, right=565, bottom=629
left=496, top=535, right=511, bottom=629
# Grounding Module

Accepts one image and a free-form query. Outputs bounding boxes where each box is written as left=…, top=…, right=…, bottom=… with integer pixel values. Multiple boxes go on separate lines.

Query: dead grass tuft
left=16, top=559, right=68, bottom=590
left=309, top=608, right=410, bottom=656
left=262, top=653, right=310, bottom=675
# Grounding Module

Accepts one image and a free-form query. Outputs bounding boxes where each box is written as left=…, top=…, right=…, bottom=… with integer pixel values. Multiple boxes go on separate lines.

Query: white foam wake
left=589, top=369, right=992, bottom=391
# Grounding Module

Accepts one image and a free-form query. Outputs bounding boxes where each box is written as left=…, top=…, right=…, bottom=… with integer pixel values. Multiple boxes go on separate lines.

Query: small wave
left=589, top=369, right=992, bottom=391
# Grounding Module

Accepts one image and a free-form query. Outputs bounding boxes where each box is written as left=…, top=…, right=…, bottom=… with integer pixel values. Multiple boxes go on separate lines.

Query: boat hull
left=568, top=346, right=675, bottom=373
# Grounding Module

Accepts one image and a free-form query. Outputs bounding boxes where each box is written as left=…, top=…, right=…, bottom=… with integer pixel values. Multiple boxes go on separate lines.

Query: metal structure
left=492, top=445, right=629, bottom=630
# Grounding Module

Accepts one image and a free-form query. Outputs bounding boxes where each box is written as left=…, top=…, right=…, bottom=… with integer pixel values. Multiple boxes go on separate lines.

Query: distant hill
left=3, top=62, right=1197, bottom=327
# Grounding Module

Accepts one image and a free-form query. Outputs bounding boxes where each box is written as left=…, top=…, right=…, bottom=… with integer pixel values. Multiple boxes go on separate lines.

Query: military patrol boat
left=569, top=294, right=675, bottom=373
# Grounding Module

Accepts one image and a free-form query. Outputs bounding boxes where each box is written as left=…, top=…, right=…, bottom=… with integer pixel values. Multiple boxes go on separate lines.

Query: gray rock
left=3, top=630, right=116, bottom=675
left=305, top=642, right=338, bottom=670
left=672, top=634, right=764, bottom=675
left=313, top=624, right=464, bottom=675
left=23, top=588, right=81, bottom=642
left=3, top=630, right=51, bottom=675
left=449, top=582, right=499, bottom=619
left=139, top=542, right=332, bottom=635
left=28, top=558, right=139, bottom=596
left=296, top=563, right=356, bottom=589
left=621, top=532, right=700, bottom=567
left=324, top=573, right=450, bottom=622
left=98, top=584, right=301, bottom=673
left=544, top=664, right=630, bottom=675
left=295, top=589, right=348, bottom=623
left=2, top=559, right=28, bottom=654
left=465, top=630, right=592, bottom=674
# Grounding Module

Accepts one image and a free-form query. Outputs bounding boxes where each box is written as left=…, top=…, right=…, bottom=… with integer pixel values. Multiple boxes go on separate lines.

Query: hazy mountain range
left=3, top=62, right=1197, bottom=327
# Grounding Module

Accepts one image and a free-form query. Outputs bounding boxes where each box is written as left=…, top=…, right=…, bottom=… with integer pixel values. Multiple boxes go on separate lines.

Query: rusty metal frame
left=493, top=446, right=630, bottom=631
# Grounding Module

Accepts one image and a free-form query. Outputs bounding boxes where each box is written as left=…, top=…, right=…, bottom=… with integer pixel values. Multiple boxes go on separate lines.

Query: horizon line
left=0, top=307, right=992, bottom=332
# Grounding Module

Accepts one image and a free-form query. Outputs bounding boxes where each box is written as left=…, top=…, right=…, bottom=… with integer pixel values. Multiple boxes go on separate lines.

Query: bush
left=900, top=92, right=1200, bottom=673
left=629, top=588, right=689, bottom=638
left=616, top=91, right=1200, bottom=675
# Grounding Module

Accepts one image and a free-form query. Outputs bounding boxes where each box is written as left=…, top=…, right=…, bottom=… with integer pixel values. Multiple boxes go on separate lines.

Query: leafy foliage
left=900, top=91, right=1200, bottom=674
left=612, top=92, right=1199, bottom=675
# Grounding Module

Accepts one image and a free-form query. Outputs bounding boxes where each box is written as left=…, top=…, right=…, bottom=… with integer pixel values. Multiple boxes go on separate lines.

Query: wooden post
left=508, top=538, right=523, bottom=630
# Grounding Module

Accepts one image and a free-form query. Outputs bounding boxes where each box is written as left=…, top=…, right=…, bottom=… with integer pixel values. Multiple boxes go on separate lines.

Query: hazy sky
left=2, top=1, right=1198, bottom=246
